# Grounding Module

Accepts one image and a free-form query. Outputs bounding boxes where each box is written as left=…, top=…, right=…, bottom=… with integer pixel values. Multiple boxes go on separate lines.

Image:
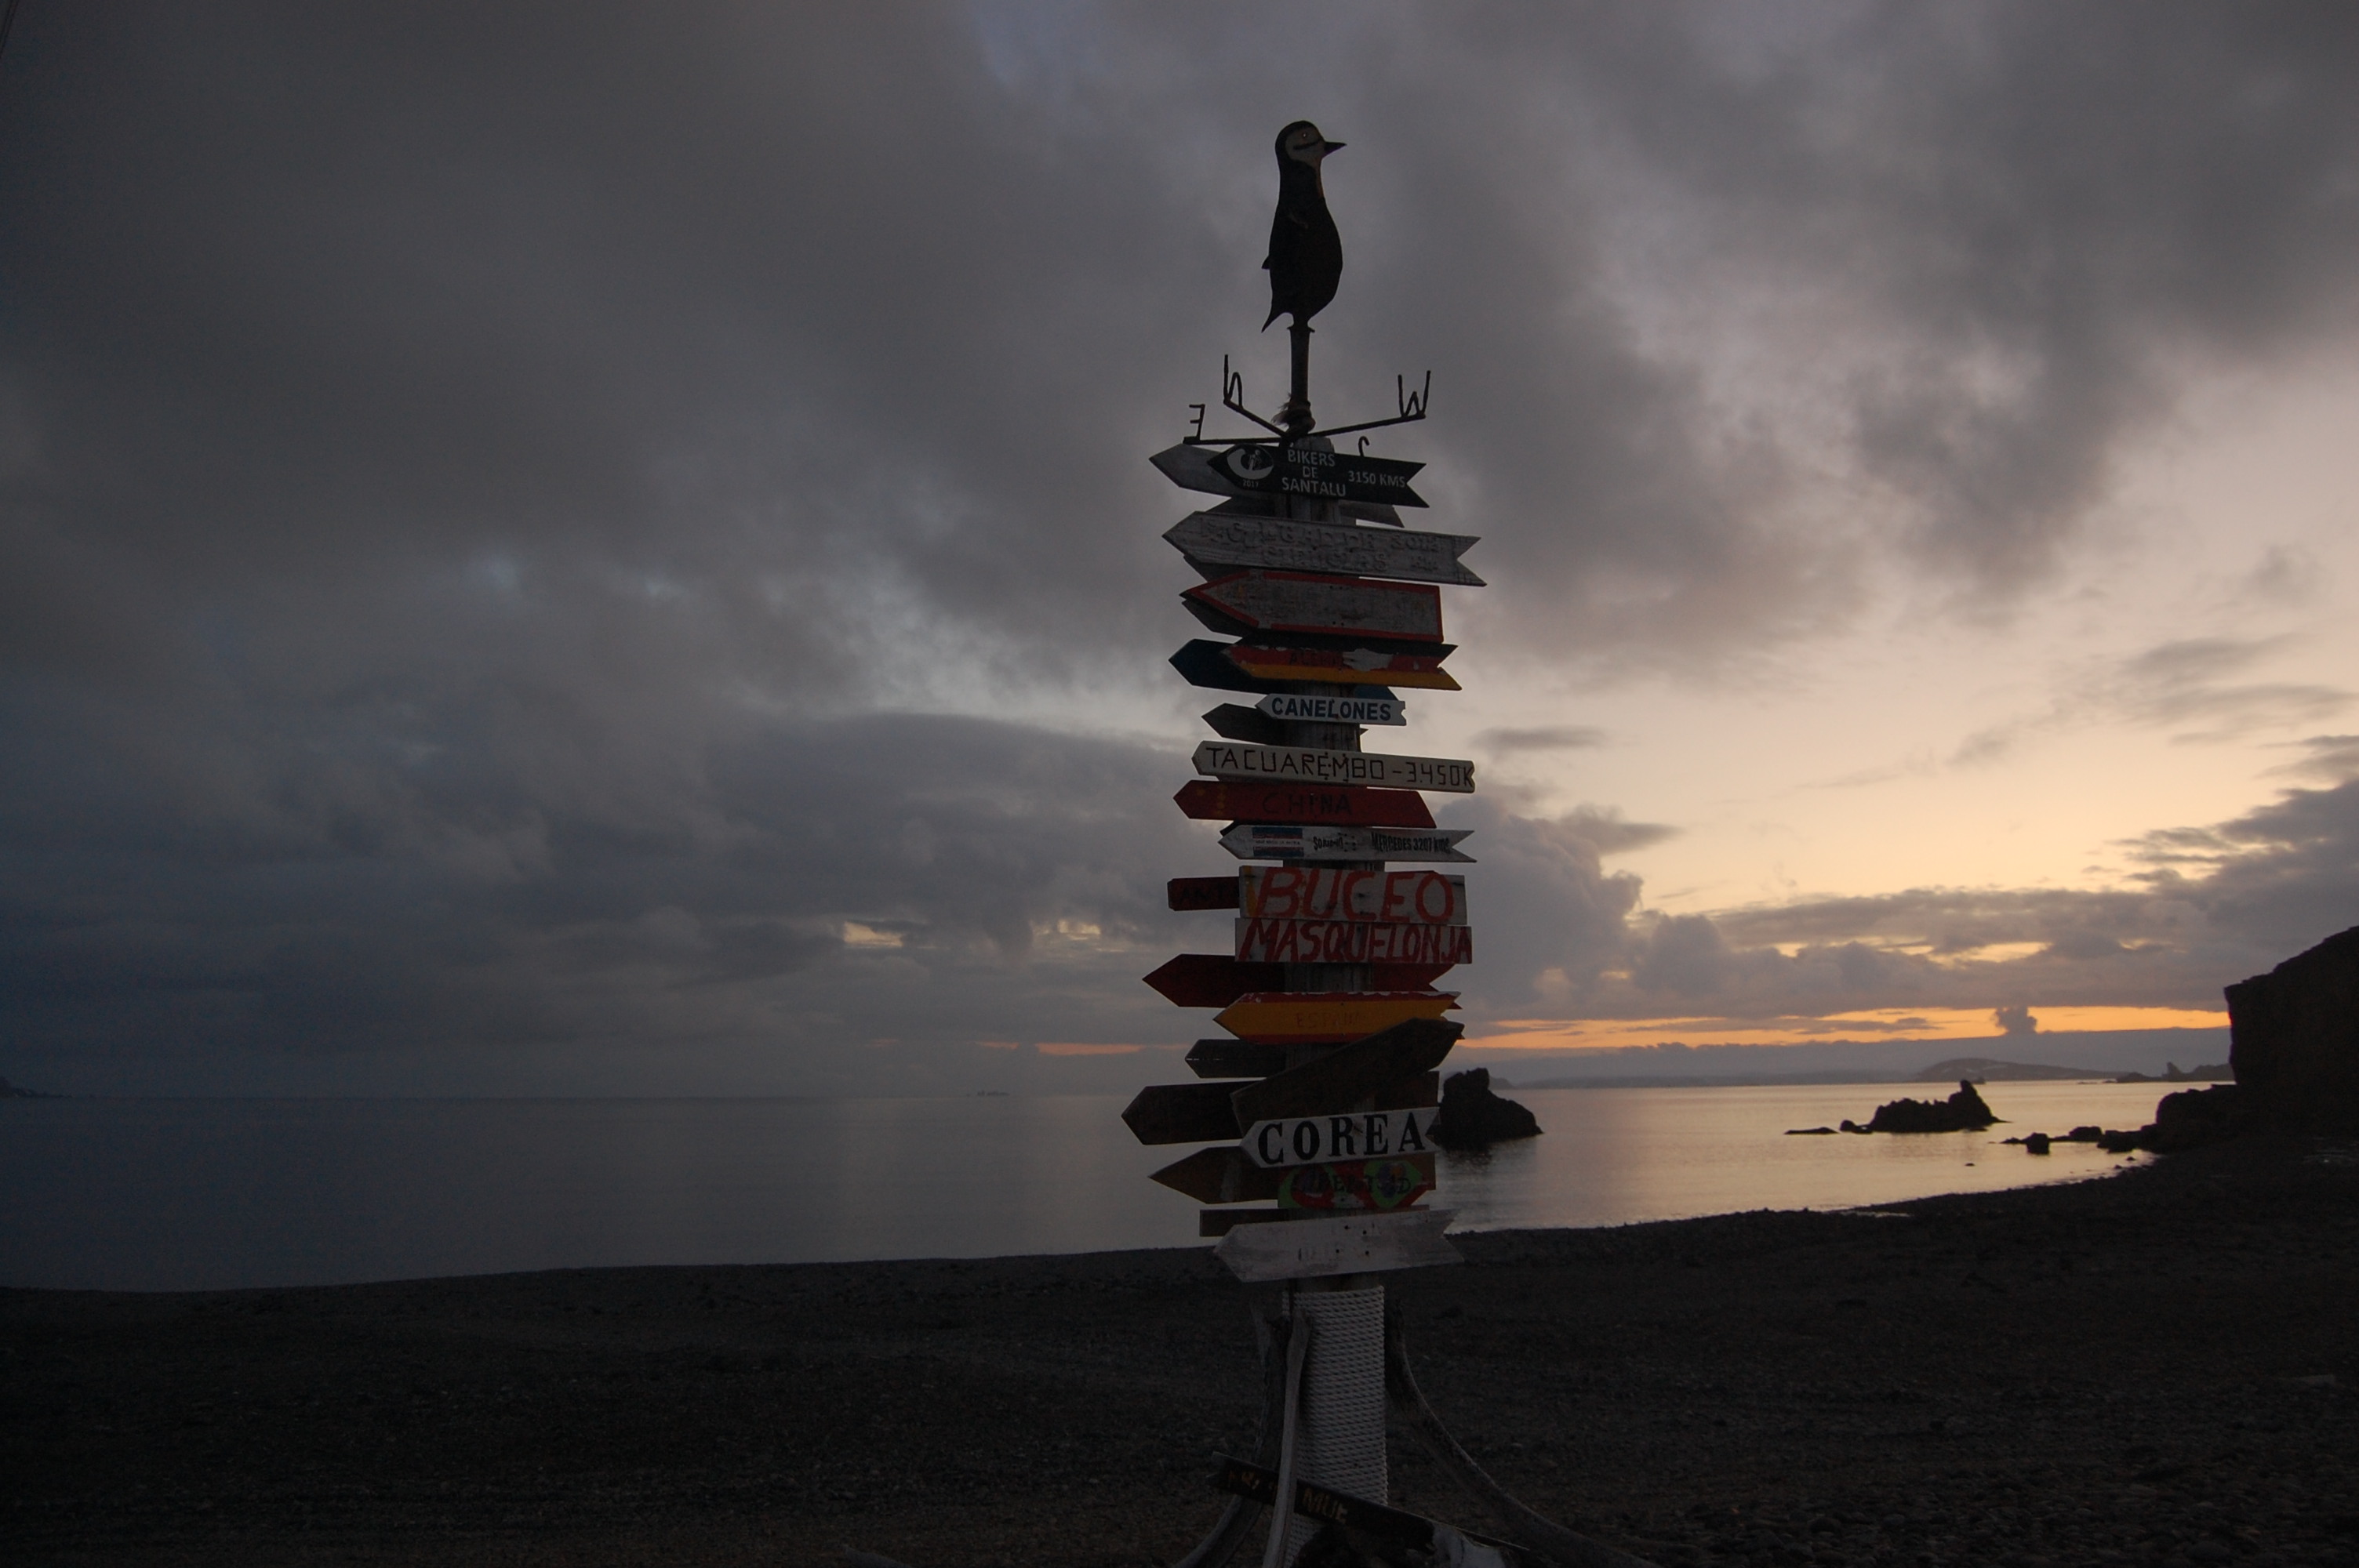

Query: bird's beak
left=1322, top=140, right=1346, bottom=154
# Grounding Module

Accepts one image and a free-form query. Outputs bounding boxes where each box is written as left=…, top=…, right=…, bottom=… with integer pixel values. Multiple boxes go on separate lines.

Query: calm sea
left=0, top=1081, right=2173, bottom=1292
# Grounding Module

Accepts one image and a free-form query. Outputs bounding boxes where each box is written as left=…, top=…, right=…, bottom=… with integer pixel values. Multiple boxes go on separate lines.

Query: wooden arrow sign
left=1242, top=1107, right=1438, bottom=1167
left=1186, top=1037, right=1288, bottom=1079
left=1213, top=1207, right=1462, bottom=1282
left=1236, top=918, right=1474, bottom=966
left=1215, top=992, right=1457, bottom=1046
left=1143, top=954, right=1283, bottom=1008
left=1219, top=824, right=1476, bottom=862
left=1204, top=441, right=1430, bottom=509
left=1230, top=1016, right=1463, bottom=1124
left=1241, top=866, right=1469, bottom=924
left=1155, top=1147, right=1436, bottom=1209
left=1174, top=640, right=1399, bottom=698
left=1148, top=444, right=1405, bottom=526
left=1254, top=692, right=1407, bottom=725
left=1185, top=571, right=1444, bottom=644
left=1150, top=1145, right=1282, bottom=1204
left=1195, top=741, right=1474, bottom=794
left=1168, top=875, right=1240, bottom=911
left=1126, top=1070, right=1440, bottom=1145
left=1147, top=954, right=1452, bottom=1009
left=1121, top=1082, right=1240, bottom=1145
left=1165, top=513, right=1485, bottom=587
left=1174, top=781, right=1436, bottom=829
left=1202, top=703, right=1294, bottom=745
left=1226, top=644, right=1460, bottom=691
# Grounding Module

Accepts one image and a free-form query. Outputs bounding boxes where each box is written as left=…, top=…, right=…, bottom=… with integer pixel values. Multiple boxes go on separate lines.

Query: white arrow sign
left=1218, top=825, right=1477, bottom=863
left=1165, top=512, right=1485, bottom=586
left=1214, top=1207, right=1462, bottom=1283
left=1243, top=1107, right=1440, bottom=1168
left=1194, top=741, right=1474, bottom=793
left=1256, top=692, right=1407, bottom=725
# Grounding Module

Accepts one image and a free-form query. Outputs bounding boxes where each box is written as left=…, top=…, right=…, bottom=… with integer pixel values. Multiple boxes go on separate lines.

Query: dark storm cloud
left=5, top=4, right=2358, bottom=1085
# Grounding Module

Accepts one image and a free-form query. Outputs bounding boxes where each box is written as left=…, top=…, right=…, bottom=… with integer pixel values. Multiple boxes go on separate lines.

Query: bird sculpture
left=1263, top=120, right=1344, bottom=329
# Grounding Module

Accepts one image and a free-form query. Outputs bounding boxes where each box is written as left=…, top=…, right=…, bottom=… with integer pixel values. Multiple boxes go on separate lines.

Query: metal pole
left=1281, top=322, right=1314, bottom=434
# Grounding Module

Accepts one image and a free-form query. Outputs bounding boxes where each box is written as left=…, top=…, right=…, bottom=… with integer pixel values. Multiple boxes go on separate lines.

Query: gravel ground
left=4, top=1133, right=2354, bottom=1567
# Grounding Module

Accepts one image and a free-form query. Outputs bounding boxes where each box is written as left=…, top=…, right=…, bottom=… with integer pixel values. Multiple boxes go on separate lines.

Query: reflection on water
left=0, top=1080, right=2169, bottom=1291
left=1434, top=1081, right=2161, bottom=1232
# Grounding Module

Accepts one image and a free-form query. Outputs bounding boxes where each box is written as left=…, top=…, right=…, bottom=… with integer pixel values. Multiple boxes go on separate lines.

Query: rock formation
left=1841, top=1080, right=1998, bottom=1134
left=1427, top=1067, right=1542, bottom=1149
left=2225, top=924, right=2359, bottom=1134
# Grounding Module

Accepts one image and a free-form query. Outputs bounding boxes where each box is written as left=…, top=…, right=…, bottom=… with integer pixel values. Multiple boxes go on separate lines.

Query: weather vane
left=1187, top=120, right=1433, bottom=450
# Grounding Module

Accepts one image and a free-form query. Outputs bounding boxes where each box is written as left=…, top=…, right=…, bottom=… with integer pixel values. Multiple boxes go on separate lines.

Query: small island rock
left=1428, top=1068, right=1542, bottom=1149
left=1852, top=1080, right=1999, bottom=1134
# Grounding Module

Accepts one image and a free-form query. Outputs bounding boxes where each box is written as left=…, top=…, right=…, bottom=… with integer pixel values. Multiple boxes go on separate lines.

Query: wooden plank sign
left=1241, top=866, right=1469, bottom=924
left=1230, top=1016, right=1463, bottom=1125
left=1236, top=918, right=1473, bottom=966
left=1147, top=954, right=1454, bottom=1010
left=1195, top=741, right=1474, bottom=793
left=1185, top=571, right=1444, bottom=643
left=1227, top=644, right=1459, bottom=691
left=1243, top=1107, right=1438, bottom=1167
left=1219, top=824, right=1475, bottom=862
left=1165, top=512, right=1485, bottom=587
left=1215, top=992, right=1457, bottom=1046
left=1279, top=1156, right=1436, bottom=1212
left=1213, top=1207, right=1462, bottom=1282
left=1167, top=875, right=1240, bottom=911
left=1254, top=692, right=1407, bottom=725
left=1173, top=781, right=1436, bottom=829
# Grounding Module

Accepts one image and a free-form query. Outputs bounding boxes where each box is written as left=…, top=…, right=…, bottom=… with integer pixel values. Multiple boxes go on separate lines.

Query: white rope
left=1282, top=1284, right=1387, bottom=1564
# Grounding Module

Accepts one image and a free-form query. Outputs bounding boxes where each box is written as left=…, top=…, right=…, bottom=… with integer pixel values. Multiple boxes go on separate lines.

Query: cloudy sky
left=4, top=2, right=2357, bottom=1096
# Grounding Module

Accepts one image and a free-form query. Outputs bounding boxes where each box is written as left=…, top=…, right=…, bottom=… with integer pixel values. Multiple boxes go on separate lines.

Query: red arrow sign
left=1174, top=781, right=1436, bottom=829
left=1185, top=571, right=1445, bottom=644
left=1143, top=953, right=1453, bottom=1009
left=1224, top=644, right=1459, bottom=691
left=1168, top=875, right=1241, bottom=911
left=1241, top=866, right=1468, bottom=924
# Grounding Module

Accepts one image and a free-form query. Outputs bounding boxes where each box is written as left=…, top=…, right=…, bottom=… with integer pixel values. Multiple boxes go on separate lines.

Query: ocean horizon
left=0, top=1080, right=2174, bottom=1294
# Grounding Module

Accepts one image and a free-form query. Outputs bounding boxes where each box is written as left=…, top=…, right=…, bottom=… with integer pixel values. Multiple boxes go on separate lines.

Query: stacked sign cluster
left=1123, top=438, right=1483, bottom=1277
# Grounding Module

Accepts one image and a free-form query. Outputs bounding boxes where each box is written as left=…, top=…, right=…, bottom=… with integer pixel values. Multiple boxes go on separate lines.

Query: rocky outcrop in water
left=2226, top=924, right=2359, bottom=1134
left=1840, top=1080, right=1997, bottom=1134
left=1428, top=1068, right=1542, bottom=1149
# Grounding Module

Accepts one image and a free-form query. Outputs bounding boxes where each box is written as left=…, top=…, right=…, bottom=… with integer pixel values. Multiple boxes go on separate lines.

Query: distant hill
left=1910, top=1057, right=2109, bottom=1083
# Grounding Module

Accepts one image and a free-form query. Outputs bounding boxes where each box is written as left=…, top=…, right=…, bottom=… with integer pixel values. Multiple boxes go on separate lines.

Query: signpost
left=1225, top=645, right=1459, bottom=690
left=1173, top=779, right=1436, bottom=828
left=1165, top=512, right=1485, bottom=586
left=1194, top=740, right=1474, bottom=793
left=1219, top=824, right=1475, bottom=862
left=1184, top=571, right=1444, bottom=643
left=841, top=121, right=1642, bottom=1568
